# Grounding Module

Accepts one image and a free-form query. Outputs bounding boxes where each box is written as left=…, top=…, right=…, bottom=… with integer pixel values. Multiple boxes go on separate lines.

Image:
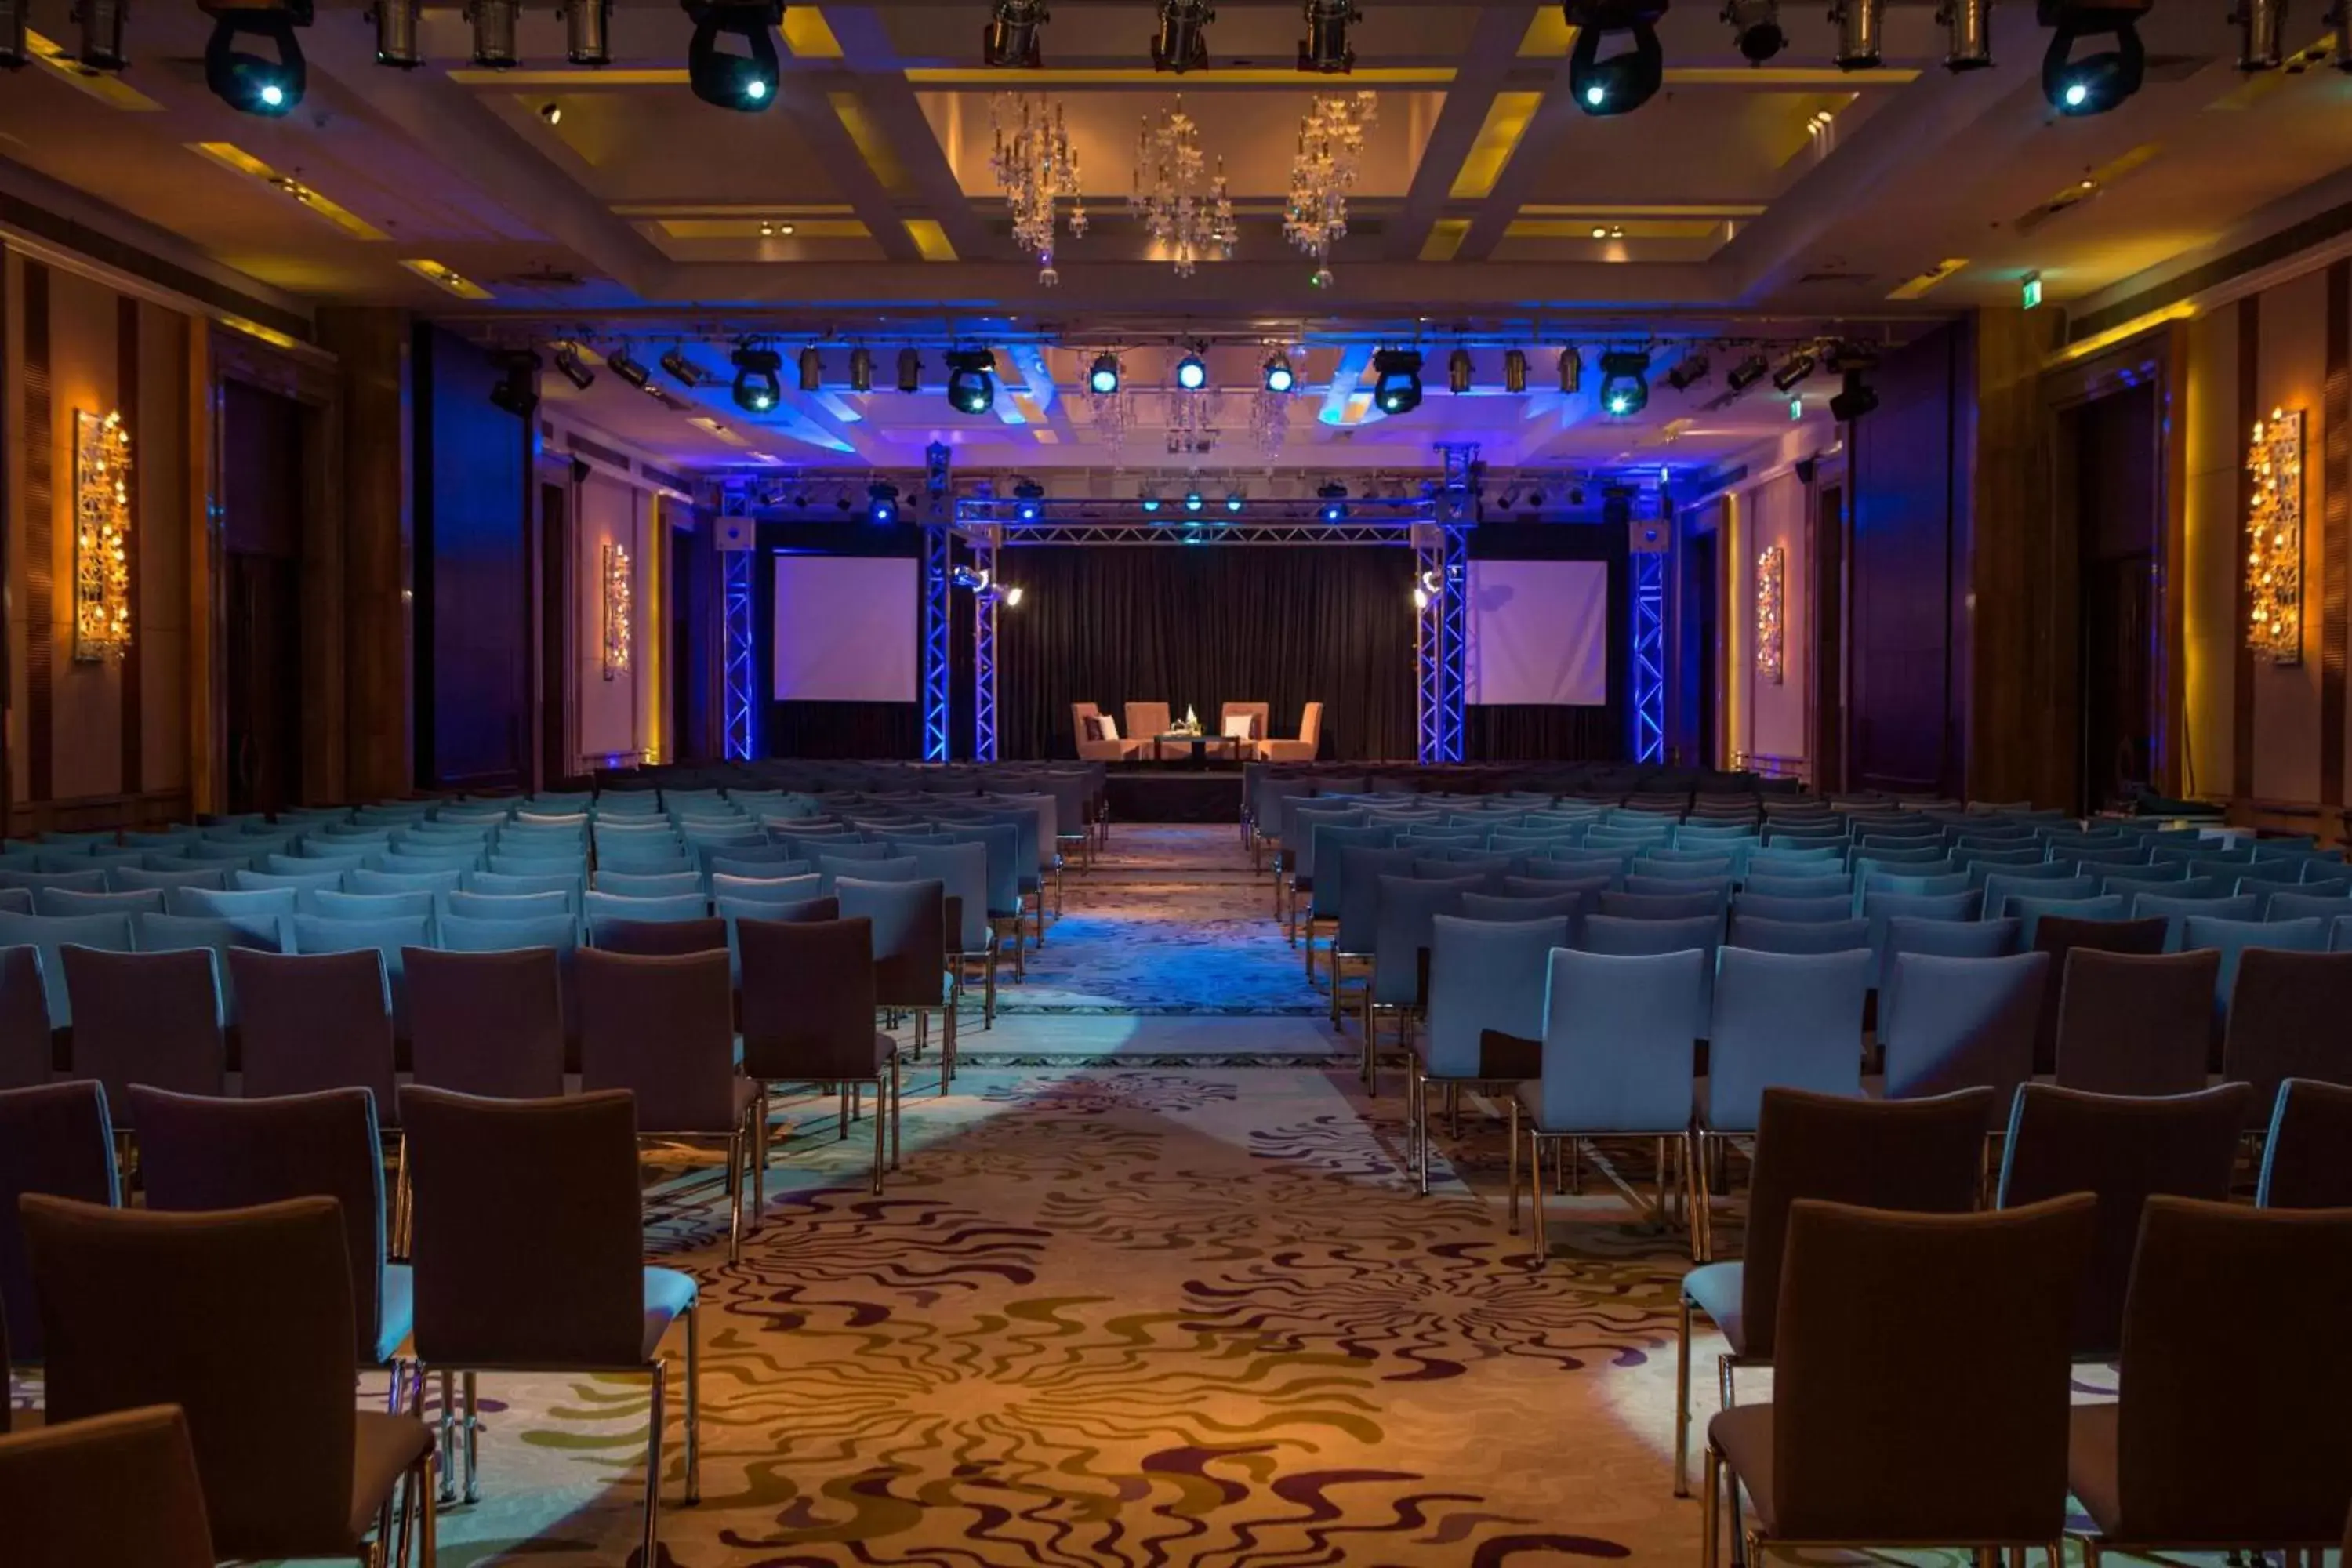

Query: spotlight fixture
left=1598, top=350, right=1650, bottom=418
left=1566, top=0, right=1666, bottom=115
left=867, top=481, right=901, bottom=524
left=1014, top=478, right=1045, bottom=521
left=1559, top=347, right=1584, bottom=395
left=2333, top=0, right=2352, bottom=70
left=1503, top=349, right=1529, bottom=394
left=731, top=344, right=783, bottom=412
left=466, top=0, right=517, bottom=67
left=1152, top=0, right=1214, bottom=73
left=1939, top=0, right=1992, bottom=68
left=78, top=0, right=128, bottom=70
left=1530, top=487, right=1549, bottom=507
left=202, top=0, right=310, bottom=114
left=2039, top=0, right=2146, bottom=115
left=1723, top=0, right=1785, bottom=61
left=1448, top=347, right=1475, bottom=395
left=683, top=0, right=782, bottom=110
left=1089, top=352, right=1122, bottom=395
left=1174, top=349, right=1209, bottom=391
left=553, top=343, right=596, bottom=391
left=896, top=347, right=922, bottom=394
left=1770, top=350, right=1817, bottom=393
left=368, top=0, right=422, bottom=67
left=1139, top=485, right=1163, bottom=513
left=1829, top=367, right=1879, bottom=421
left=0, top=0, right=24, bottom=68
left=1000, top=585, right=1026, bottom=608
left=561, top=0, right=609, bottom=64
left=2233, top=0, right=2283, bottom=69
left=661, top=347, right=707, bottom=388
left=1664, top=352, right=1710, bottom=392
left=1184, top=488, right=1205, bottom=513
left=798, top=343, right=823, bottom=393
left=848, top=346, right=873, bottom=394
left=1371, top=349, right=1425, bottom=416
left=1830, top=0, right=1884, bottom=68
left=606, top=347, right=652, bottom=390
left=539, top=101, right=563, bottom=124
left=1300, top=0, right=1359, bottom=72
left=1263, top=352, right=1297, bottom=394
left=1225, top=488, right=1246, bottom=513
left=1412, top=567, right=1444, bottom=610
left=946, top=348, right=998, bottom=415
left=488, top=352, right=539, bottom=418
left=984, top=0, right=1048, bottom=67
left=836, top=487, right=854, bottom=513
left=1316, top=481, right=1350, bottom=521
left=1725, top=352, right=1769, bottom=393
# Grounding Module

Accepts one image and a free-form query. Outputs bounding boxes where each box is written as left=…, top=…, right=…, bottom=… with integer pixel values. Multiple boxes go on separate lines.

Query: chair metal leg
left=641, top=1361, right=666, bottom=1566
left=1527, top=1131, right=1548, bottom=1266
left=725, top=1127, right=744, bottom=1265
left=419, top=1451, right=437, bottom=1566
left=890, top=1054, right=902, bottom=1169
left=460, top=1371, right=481, bottom=1505
left=1702, top=1446, right=1721, bottom=1568
left=435, top=1370, right=456, bottom=1505
left=870, top=1073, right=886, bottom=1193
left=683, top=1299, right=701, bottom=1506
left=1675, top=1294, right=1693, bottom=1497
left=753, top=1090, right=768, bottom=1221
left=1508, top=1097, right=1520, bottom=1232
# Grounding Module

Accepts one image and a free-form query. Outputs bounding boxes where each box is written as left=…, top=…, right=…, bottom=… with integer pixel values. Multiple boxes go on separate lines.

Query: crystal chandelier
left=1166, top=372, right=1220, bottom=456
left=1285, top=91, right=1377, bottom=289
left=1087, top=381, right=1131, bottom=460
left=1132, top=97, right=1235, bottom=278
left=990, top=94, right=1086, bottom=285
left=1250, top=350, right=1295, bottom=459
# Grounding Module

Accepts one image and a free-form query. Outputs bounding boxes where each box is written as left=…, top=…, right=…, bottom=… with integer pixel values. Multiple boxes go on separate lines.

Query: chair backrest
left=2184, top=914, right=2332, bottom=1044
left=285, top=914, right=429, bottom=1041
left=837, top=876, right=949, bottom=1008
left=708, top=872, right=823, bottom=907
left=1597, top=887, right=1724, bottom=921
left=0, top=1404, right=216, bottom=1567
left=577, top=948, right=739, bottom=1132
left=20, top=1193, right=358, bottom=1559
left=227, top=947, right=397, bottom=1109
left=0, top=913, right=134, bottom=1029
left=1725, top=914, right=1869, bottom=955
left=0, top=946, right=49, bottom=1090
left=895, top=840, right=991, bottom=950
left=1532, top=946, right=1704, bottom=1132
left=1743, top=874, right=1851, bottom=901
left=739, top=916, right=879, bottom=1082
left=1737, top=1086, right=1995, bottom=1357
left=129, top=1086, right=390, bottom=1366
left=1769, top=1194, right=2096, bottom=1544
left=1704, top=946, right=1870, bottom=1132
left=581, top=891, right=707, bottom=932
left=1370, top=873, right=1484, bottom=1007
left=1124, top=702, right=1171, bottom=741
left=32, top=887, right=163, bottom=919
left=405, top=946, right=565, bottom=1098
left=60, top=947, right=223, bottom=1117
left=593, top=869, right=703, bottom=901
left=590, top=914, right=728, bottom=955
left=1297, top=700, right=1324, bottom=746
left=1423, top=914, right=1570, bottom=1080
left=2029, top=914, right=2169, bottom=1071
left=397, top=1086, right=646, bottom=1367
left=1996, top=1081, right=2254, bottom=1356
left=1881, top=950, right=2047, bottom=1114
left=2258, top=1077, right=2352, bottom=1208
left=0, top=1081, right=118, bottom=1363
left=2049, top=947, right=2220, bottom=1098
left=2106, top=1197, right=2352, bottom=1543
left=1733, top=892, right=1854, bottom=925
left=441, top=888, right=575, bottom=924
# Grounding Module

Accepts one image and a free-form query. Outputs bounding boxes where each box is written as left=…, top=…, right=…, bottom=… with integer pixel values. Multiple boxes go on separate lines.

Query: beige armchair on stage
left=1071, top=702, right=1143, bottom=760
left=1259, top=702, right=1323, bottom=762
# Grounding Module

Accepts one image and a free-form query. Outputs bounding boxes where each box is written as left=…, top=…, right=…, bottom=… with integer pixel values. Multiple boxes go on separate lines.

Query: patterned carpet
left=432, top=1068, right=1713, bottom=1566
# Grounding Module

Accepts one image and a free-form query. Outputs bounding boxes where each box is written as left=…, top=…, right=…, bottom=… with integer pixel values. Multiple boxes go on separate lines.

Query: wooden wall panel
left=23, top=260, right=51, bottom=806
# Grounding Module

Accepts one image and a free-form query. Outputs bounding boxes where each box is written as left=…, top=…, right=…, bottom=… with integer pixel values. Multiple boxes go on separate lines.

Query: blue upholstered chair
left=1726, top=915, right=1869, bottom=955
left=289, top=913, right=431, bottom=1042
left=1360, top=873, right=1483, bottom=1094
left=0, top=912, right=132, bottom=1029
left=2008, top=891, right=2129, bottom=948
left=1740, top=874, right=1850, bottom=902
left=1876, top=912, right=2017, bottom=1023
left=1327, top=844, right=1421, bottom=1029
left=132, top=912, right=281, bottom=1030
left=1699, top=946, right=1870, bottom=1142
left=2269, top=891, right=2352, bottom=925
left=1879, top=949, right=2045, bottom=1112
left=2183, top=914, right=2330, bottom=1044
left=32, top=887, right=162, bottom=919
left=1983, top=873, right=2098, bottom=919
left=1410, top=913, right=1570, bottom=1192
left=593, top=870, right=704, bottom=901
left=308, top=889, right=436, bottom=925
left=1579, top=913, right=1721, bottom=1031
left=2132, top=890, right=2257, bottom=950
left=1598, top=889, right=1724, bottom=922
left=1300, top=822, right=1396, bottom=982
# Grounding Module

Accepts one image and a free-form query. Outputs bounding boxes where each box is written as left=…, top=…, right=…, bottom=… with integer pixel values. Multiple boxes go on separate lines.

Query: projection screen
left=771, top=554, right=920, bottom=702
left=1464, top=558, right=1610, bottom=706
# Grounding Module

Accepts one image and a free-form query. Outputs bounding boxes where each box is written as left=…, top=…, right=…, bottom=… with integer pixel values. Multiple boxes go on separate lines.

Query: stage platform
left=1105, top=768, right=1245, bottom=825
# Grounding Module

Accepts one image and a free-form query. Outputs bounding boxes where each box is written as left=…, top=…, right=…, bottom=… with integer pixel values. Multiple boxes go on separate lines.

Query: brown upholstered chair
left=1123, top=702, right=1172, bottom=753
left=590, top=915, right=729, bottom=956
left=20, top=1193, right=434, bottom=1565
left=230, top=947, right=397, bottom=1109
left=0, top=1405, right=218, bottom=1566
left=2029, top=915, right=2167, bottom=1073
left=575, top=948, right=758, bottom=1261
left=397, top=1085, right=695, bottom=1559
left=1994, top=1081, right=2252, bottom=1359
left=837, top=876, right=956, bottom=1091
left=2223, top=949, right=2352, bottom=1120
left=0, top=946, right=51, bottom=1089
left=2067, top=1196, right=2352, bottom=1561
left=1259, top=701, right=1325, bottom=764
left=2257, top=1077, right=2352, bottom=1208
left=0, top=1080, right=117, bottom=1365
left=739, top=916, right=900, bottom=1199
left=1675, top=1086, right=1993, bottom=1496
left=59, top=946, right=223, bottom=1121
left=129, top=1085, right=409, bottom=1379
left=2052, top=949, right=2220, bottom=1098
left=404, top=946, right=564, bottom=1100
left=1070, top=702, right=1138, bottom=762
left=1703, top=1193, right=2096, bottom=1568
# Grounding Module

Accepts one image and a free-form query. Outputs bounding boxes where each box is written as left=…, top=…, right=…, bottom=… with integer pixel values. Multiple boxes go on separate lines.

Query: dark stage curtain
left=1464, top=521, right=1630, bottom=764
left=995, top=545, right=1417, bottom=761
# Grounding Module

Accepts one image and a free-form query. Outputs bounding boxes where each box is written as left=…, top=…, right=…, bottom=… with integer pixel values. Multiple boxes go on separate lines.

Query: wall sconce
left=2247, top=405, right=2303, bottom=666
left=1755, top=543, right=1785, bottom=684
left=602, top=541, right=633, bottom=679
left=73, top=410, right=133, bottom=662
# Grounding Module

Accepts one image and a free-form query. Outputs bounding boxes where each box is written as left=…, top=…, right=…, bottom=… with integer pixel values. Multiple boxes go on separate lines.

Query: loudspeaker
left=1795, top=456, right=1817, bottom=485
left=569, top=457, right=591, bottom=485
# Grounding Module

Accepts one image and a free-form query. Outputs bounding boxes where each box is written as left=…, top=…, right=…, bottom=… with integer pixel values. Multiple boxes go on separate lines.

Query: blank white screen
left=771, top=554, right=918, bottom=702
left=1465, top=558, right=1609, bottom=706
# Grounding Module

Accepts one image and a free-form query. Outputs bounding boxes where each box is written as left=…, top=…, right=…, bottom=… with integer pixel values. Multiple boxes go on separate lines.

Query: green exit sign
left=2022, top=271, right=2044, bottom=310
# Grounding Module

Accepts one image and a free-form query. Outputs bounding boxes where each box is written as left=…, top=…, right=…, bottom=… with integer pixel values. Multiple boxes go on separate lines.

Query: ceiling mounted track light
left=2332, top=0, right=2352, bottom=69
left=1770, top=350, right=1816, bottom=392
left=1565, top=0, right=1667, bottom=115
left=2038, top=0, right=2147, bottom=114
left=561, top=0, right=610, bottom=65
left=201, top=0, right=310, bottom=113
left=554, top=343, right=595, bottom=390
left=1088, top=353, right=1122, bottom=394
left=1263, top=351, right=1297, bottom=394
left=466, top=0, right=517, bottom=67
left=661, top=347, right=707, bottom=388
left=1938, top=0, right=1992, bottom=68
left=984, top=0, right=1049, bottom=67
left=78, top=0, right=129, bottom=71
left=1722, top=0, right=1784, bottom=62
left=946, top=348, right=998, bottom=415
left=1663, top=352, right=1710, bottom=391
left=1830, top=0, right=1884, bottom=67
left=368, top=0, right=420, bottom=65
left=489, top=351, right=539, bottom=418
left=731, top=343, right=782, bottom=412
left=2, top=0, right=31, bottom=67
left=1559, top=347, right=1583, bottom=394
left=797, top=343, right=823, bottom=392
left=2232, top=0, right=2284, bottom=69
left=896, top=347, right=923, bottom=394
left=1371, top=348, right=1424, bottom=415
left=1725, top=352, right=1769, bottom=392
left=608, top=347, right=652, bottom=390
left=1598, top=350, right=1650, bottom=417
left=1174, top=348, right=1209, bottom=390
left=1152, top=0, right=1214, bottom=73
left=683, top=0, right=782, bottom=109
left=1503, top=348, right=1529, bottom=394
left=848, top=346, right=873, bottom=394
left=1448, top=347, right=1475, bottom=394
left=1300, top=0, right=1360, bottom=73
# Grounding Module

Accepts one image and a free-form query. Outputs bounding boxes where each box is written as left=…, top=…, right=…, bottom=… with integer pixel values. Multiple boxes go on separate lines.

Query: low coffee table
left=1152, top=732, right=1243, bottom=768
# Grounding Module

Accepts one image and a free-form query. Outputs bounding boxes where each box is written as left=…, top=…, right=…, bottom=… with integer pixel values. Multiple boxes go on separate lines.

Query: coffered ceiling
left=3, top=0, right=2348, bottom=470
